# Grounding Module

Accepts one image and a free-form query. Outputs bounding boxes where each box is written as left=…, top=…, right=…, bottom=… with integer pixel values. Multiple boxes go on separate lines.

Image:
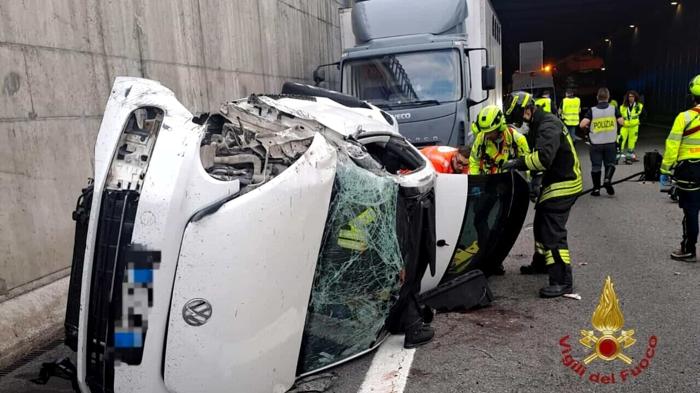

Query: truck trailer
left=317, top=0, right=503, bottom=147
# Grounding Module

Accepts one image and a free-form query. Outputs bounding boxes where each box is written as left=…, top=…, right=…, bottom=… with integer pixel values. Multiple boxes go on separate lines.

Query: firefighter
left=620, top=90, right=644, bottom=163
left=420, top=145, right=470, bottom=174
left=579, top=88, right=624, bottom=196
left=503, top=91, right=582, bottom=297
left=469, top=105, right=530, bottom=175
left=468, top=105, right=530, bottom=275
left=559, top=89, right=581, bottom=142
left=535, top=90, right=556, bottom=114
left=660, top=75, right=700, bottom=262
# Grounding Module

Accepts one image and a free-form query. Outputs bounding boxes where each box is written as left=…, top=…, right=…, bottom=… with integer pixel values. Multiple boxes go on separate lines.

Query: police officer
left=559, top=89, right=581, bottom=142
left=620, top=90, right=644, bottom=163
left=579, top=88, right=624, bottom=196
left=535, top=90, right=556, bottom=114
left=469, top=105, right=530, bottom=175
left=503, top=91, right=582, bottom=297
left=660, top=75, right=700, bottom=262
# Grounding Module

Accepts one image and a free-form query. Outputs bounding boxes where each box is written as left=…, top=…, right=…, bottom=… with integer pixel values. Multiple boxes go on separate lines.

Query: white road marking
left=357, top=335, right=415, bottom=393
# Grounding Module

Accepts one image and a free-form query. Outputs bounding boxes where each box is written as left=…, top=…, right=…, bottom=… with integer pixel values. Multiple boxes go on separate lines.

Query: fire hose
left=579, top=171, right=645, bottom=196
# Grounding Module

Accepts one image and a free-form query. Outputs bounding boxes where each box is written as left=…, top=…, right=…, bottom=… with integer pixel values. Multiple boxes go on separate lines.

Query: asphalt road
left=2, top=125, right=699, bottom=393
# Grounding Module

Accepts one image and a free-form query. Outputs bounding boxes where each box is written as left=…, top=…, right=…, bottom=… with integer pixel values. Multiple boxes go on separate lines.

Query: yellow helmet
left=690, top=74, right=700, bottom=97
left=476, top=105, right=506, bottom=134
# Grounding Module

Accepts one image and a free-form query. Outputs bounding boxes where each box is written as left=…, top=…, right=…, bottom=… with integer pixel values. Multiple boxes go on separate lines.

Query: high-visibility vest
left=561, top=97, right=581, bottom=126
left=535, top=97, right=552, bottom=113
left=661, top=106, right=700, bottom=174
left=621, top=102, right=643, bottom=127
left=589, top=105, right=618, bottom=145
left=610, top=99, right=619, bottom=109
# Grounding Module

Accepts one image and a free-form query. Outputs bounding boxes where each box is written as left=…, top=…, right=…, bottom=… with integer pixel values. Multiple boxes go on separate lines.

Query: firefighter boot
left=520, top=253, right=547, bottom=274
left=604, top=166, right=616, bottom=195
left=539, top=263, right=573, bottom=298
left=591, top=171, right=601, bottom=196
left=404, top=321, right=435, bottom=349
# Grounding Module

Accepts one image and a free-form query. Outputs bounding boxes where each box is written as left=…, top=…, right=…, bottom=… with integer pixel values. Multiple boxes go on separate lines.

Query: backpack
left=642, top=151, right=662, bottom=181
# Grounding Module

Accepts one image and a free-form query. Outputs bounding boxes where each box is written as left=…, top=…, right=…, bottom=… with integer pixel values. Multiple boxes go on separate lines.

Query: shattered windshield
left=299, top=156, right=403, bottom=373
left=342, top=49, right=462, bottom=109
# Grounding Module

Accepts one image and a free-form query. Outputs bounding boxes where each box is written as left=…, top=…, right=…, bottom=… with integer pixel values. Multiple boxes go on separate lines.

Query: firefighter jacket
left=511, top=110, right=582, bottom=203
left=469, top=126, right=530, bottom=175
left=661, top=106, right=700, bottom=175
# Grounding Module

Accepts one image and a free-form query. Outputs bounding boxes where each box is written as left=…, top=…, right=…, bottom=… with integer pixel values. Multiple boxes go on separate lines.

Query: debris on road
left=563, top=293, right=582, bottom=300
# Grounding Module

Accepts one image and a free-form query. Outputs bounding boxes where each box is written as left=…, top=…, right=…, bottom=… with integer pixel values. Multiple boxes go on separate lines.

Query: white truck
left=316, top=0, right=503, bottom=147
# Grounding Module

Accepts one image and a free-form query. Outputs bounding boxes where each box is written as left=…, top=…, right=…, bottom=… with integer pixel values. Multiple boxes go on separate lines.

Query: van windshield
left=342, top=49, right=461, bottom=109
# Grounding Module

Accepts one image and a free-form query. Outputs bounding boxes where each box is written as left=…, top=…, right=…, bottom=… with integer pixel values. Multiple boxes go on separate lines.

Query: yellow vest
left=661, top=107, right=700, bottom=174
left=535, top=97, right=552, bottom=113
left=621, top=102, right=643, bottom=127
left=561, top=97, right=581, bottom=126
left=610, top=99, right=618, bottom=109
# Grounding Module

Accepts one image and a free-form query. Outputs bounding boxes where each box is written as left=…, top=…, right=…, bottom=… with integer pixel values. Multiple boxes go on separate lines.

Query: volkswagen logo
left=182, top=298, right=212, bottom=326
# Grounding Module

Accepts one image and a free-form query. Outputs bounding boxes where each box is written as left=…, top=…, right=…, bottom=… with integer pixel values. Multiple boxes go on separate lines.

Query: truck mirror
left=482, top=66, right=496, bottom=90
left=313, top=68, right=326, bottom=86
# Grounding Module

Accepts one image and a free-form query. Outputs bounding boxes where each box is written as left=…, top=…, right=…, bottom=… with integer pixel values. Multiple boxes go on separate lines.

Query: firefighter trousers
left=533, top=196, right=576, bottom=266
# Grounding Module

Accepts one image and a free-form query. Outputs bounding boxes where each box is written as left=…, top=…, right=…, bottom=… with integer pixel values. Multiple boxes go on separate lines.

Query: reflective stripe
left=667, top=133, right=682, bottom=141
left=559, top=249, right=571, bottom=264
left=545, top=250, right=555, bottom=266
left=680, top=138, right=700, bottom=145
left=535, top=242, right=545, bottom=254
left=525, top=151, right=546, bottom=171
left=539, top=130, right=582, bottom=203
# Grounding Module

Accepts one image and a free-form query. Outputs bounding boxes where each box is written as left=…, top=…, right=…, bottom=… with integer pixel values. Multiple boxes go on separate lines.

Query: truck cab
left=317, top=0, right=502, bottom=147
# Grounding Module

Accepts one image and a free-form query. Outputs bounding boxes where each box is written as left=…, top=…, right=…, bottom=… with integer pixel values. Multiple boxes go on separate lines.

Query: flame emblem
left=579, top=276, right=636, bottom=364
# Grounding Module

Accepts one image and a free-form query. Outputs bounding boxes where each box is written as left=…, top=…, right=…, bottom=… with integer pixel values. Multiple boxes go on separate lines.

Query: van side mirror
left=313, top=68, right=326, bottom=86
left=482, top=66, right=496, bottom=91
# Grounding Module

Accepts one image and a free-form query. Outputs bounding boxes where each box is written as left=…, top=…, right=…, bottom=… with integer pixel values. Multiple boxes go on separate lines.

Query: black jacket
left=515, top=110, right=582, bottom=203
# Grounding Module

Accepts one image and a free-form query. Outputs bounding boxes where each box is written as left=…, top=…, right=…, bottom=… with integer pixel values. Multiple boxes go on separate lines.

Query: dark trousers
left=682, top=206, right=700, bottom=254
left=676, top=160, right=700, bottom=254
left=534, top=196, right=576, bottom=265
left=589, top=143, right=617, bottom=172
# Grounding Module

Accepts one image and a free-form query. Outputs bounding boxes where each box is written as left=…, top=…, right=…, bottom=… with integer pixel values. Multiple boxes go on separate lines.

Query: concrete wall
left=0, top=0, right=342, bottom=302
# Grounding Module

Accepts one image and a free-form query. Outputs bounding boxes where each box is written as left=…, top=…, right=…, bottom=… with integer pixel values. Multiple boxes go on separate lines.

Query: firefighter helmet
left=476, top=105, right=506, bottom=134
left=504, top=91, right=534, bottom=126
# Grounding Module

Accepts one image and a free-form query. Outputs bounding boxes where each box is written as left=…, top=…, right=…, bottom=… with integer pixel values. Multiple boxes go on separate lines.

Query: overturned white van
left=63, top=78, right=528, bottom=393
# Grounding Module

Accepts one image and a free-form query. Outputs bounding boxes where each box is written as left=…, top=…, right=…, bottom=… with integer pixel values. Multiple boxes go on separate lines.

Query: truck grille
left=85, top=190, right=139, bottom=393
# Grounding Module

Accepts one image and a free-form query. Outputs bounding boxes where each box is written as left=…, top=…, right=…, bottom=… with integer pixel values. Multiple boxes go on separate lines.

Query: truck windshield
left=342, top=49, right=461, bottom=109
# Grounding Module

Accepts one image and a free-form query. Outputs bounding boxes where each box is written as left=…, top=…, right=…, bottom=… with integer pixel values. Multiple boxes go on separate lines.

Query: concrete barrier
left=0, top=277, right=68, bottom=369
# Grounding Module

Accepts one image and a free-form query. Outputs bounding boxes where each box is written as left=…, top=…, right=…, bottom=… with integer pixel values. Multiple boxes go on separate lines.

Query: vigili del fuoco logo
left=558, top=276, right=658, bottom=384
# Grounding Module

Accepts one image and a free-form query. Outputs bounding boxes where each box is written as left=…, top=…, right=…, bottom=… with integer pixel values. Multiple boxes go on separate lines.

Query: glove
left=501, top=159, right=520, bottom=171
left=660, top=174, right=671, bottom=187
left=529, top=174, right=543, bottom=203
